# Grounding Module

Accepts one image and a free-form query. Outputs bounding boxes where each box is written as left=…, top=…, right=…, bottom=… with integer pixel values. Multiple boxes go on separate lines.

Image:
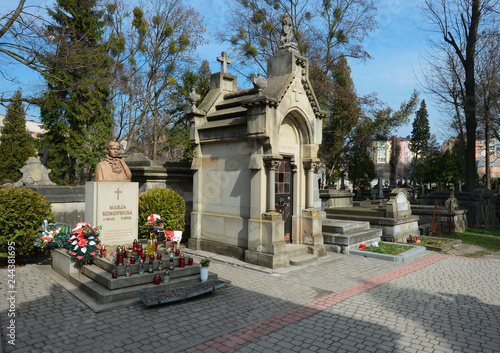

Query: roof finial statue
left=279, top=15, right=298, bottom=50
left=188, top=88, right=200, bottom=109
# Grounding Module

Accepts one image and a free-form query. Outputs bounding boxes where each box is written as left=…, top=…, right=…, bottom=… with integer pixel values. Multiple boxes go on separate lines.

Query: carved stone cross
left=217, top=51, right=231, bottom=74
left=39, top=145, right=51, bottom=167
left=292, top=78, right=303, bottom=102
left=115, top=187, right=122, bottom=200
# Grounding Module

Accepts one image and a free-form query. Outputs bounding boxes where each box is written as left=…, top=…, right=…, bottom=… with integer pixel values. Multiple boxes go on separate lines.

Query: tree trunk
left=463, top=0, right=480, bottom=192
left=485, top=122, right=491, bottom=189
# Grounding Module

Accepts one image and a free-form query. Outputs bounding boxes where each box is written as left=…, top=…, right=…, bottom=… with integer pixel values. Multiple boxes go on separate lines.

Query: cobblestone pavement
left=0, top=251, right=499, bottom=353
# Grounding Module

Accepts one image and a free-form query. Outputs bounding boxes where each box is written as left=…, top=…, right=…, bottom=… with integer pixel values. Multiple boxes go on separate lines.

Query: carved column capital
left=263, top=155, right=283, bottom=170
left=303, top=158, right=320, bottom=172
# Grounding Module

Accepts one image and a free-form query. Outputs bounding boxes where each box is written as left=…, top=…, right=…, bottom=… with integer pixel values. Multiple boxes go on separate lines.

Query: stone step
left=323, top=228, right=382, bottom=246
left=207, top=106, right=247, bottom=121
left=322, top=219, right=371, bottom=234
left=93, top=255, right=192, bottom=276
left=82, top=263, right=201, bottom=290
left=289, top=254, right=317, bottom=266
left=284, top=244, right=310, bottom=258
left=67, top=271, right=218, bottom=304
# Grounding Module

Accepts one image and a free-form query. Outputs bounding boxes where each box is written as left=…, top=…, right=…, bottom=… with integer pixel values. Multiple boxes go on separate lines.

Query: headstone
left=386, top=188, right=411, bottom=218
left=85, top=182, right=138, bottom=246
left=14, top=157, right=56, bottom=186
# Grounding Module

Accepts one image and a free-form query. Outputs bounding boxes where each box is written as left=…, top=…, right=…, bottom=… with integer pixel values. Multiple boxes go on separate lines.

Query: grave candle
left=148, top=260, right=154, bottom=273
left=100, top=245, right=106, bottom=258
left=158, top=259, right=163, bottom=271
left=154, top=238, right=158, bottom=252
left=188, top=257, right=193, bottom=266
left=137, top=243, right=143, bottom=257
left=165, top=236, right=171, bottom=249
left=116, top=247, right=124, bottom=266
left=125, top=261, right=131, bottom=277
left=130, top=256, right=136, bottom=265
left=138, top=259, right=144, bottom=275
left=169, top=252, right=174, bottom=271
left=153, top=274, right=161, bottom=285
left=132, top=239, right=138, bottom=252
left=142, top=249, right=148, bottom=263
left=175, top=241, right=181, bottom=257
left=179, top=253, right=185, bottom=268
left=157, top=252, right=162, bottom=261
left=147, top=239, right=155, bottom=255
left=111, top=270, right=118, bottom=279
left=163, top=270, right=170, bottom=283
left=150, top=253, right=155, bottom=262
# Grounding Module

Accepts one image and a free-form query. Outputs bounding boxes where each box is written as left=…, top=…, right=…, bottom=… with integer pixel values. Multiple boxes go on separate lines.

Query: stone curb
left=349, top=243, right=427, bottom=262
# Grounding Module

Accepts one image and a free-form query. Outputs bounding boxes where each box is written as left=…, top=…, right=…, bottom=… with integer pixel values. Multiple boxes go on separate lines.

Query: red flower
left=96, top=244, right=102, bottom=249
left=71, top=252, right=76, bottom=255
left=359, top=244, right=366, bottom=250
left=77, top=256, right=83, bottom=260
left=78, top=239, right=88, bottom=247
left=77, top=234, right=84, bottom=241
left=90, top=252, right=96, bottom=256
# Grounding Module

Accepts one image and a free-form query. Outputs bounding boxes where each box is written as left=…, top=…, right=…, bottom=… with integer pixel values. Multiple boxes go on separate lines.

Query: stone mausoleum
left=188, top=21, right=328, bottom=268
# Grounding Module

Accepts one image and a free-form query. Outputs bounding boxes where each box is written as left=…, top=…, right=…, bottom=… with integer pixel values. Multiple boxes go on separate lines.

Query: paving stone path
left=1, top=251, right=499, bottom=353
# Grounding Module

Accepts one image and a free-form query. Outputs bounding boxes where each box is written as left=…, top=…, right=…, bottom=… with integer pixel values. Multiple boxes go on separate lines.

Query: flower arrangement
left=143, top=214, right=165, bottom=229
left=68, top=222, right=102, bottom=264
left=35, top=220, right=71, bottom=250
left=358, top=244, right=367, bottom=250
left=407, top=236, right=420, bottom=244
left=200, top=257, right=211, bottom=267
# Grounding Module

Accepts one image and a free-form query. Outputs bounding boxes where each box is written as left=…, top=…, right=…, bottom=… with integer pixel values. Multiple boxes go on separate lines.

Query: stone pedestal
left=319, top=189, right=354, bottom=209
left=85, top=182, right=138, bottom=246
left=245, top=212, right=289, bottom=268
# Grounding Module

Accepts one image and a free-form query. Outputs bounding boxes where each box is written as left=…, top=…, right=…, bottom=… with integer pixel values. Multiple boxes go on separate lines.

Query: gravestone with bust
left=85, top=142, right=138, bottom=246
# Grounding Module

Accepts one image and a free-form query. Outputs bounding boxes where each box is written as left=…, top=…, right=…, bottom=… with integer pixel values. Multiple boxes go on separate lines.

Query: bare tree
left=420, top=0, right=500, bottom=192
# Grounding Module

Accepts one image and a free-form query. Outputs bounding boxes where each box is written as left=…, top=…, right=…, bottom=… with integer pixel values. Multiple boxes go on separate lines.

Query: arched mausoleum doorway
left=277, top=111, right=313, bottom=244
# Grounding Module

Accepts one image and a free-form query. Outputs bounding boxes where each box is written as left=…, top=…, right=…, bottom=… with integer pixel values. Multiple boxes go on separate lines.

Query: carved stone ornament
left=188, top=88, right=200, bottom=109
left=252, top=72, right=267, bottom=93
left=263, top=159, right=281, bottom=170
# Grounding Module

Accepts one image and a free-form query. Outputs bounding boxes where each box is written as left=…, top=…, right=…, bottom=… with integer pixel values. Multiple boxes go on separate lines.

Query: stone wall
left=25, top=186, right=85, bottom=225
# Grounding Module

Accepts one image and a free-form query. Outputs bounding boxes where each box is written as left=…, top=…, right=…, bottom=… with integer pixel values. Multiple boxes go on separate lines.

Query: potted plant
left=199, top=257, right=210, bottom=282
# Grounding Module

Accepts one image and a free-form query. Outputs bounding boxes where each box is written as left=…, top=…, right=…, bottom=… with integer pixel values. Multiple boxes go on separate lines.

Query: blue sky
left=2, top=0, right=449, bottom=142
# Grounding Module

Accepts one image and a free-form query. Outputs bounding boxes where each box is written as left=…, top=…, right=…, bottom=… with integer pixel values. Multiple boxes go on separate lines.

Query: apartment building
left=372, top=137, right=416, bottom=165
left=0, top=114, right=46, bottom=141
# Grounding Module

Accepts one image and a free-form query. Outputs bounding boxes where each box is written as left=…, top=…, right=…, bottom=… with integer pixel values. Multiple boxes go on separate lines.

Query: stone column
left=263, top=157, right=282, bottom=212
left=303, top=159, right=319, bottom=209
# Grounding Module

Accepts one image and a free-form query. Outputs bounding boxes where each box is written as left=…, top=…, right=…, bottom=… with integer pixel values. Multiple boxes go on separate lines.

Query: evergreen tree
left=0, top=90, right=35, bottom=181
left=410, top=100, right=430, bottom=183
left=39, top=0, right=113, bottom=185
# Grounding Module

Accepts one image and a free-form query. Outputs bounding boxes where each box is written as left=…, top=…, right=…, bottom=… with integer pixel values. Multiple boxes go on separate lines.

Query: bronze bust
left=94, top=142, right=132, bottom=182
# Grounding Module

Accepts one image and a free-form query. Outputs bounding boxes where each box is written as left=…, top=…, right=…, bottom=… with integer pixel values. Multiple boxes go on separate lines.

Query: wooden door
left=275, top=158, right=293, bottom=243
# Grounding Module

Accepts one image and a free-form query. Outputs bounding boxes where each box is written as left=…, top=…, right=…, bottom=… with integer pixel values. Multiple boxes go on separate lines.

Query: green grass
left=419, top=237, right=455, bottom=247
left=436, top=228, right=500, bottom=258
left=361, top=242, right=415, bottom=255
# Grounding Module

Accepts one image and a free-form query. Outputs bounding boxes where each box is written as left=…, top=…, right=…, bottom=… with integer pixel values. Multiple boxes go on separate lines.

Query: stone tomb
left=325, top=188, right=420, bottom=243
left=85, top=182, right=138, bottom=246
